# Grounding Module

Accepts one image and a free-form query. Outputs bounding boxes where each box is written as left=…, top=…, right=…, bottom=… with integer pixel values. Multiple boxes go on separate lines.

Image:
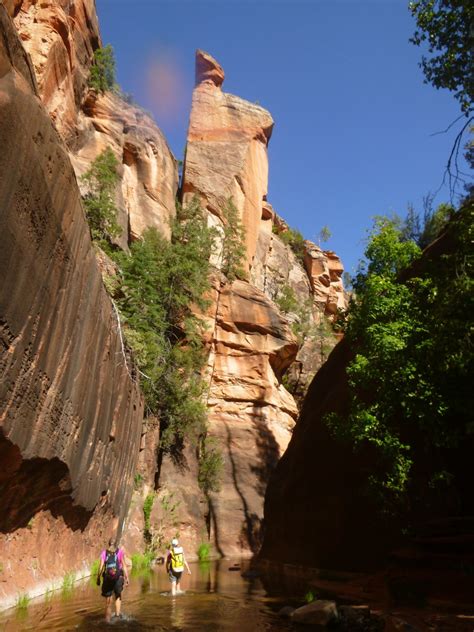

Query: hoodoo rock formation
left=183, top=49, right=274, bottom=271
left=0, top=5, right=143, bottom=607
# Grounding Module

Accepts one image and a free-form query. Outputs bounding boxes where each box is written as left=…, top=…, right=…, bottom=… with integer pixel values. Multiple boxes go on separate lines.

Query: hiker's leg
left=105, top=596, right=112, bottom=622
left=115, top=595, right=121, bottom=616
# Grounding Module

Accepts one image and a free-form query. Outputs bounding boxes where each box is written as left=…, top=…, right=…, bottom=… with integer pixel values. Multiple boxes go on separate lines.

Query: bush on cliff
left=221, top=198, right=247, bottom=281
left=81, top=148, right=122, bottom=244
left=326, top=205, right=473, bottom=513
left=88, top=44, right=116, bottom=93
left=110, top=198, right=218, bottom=462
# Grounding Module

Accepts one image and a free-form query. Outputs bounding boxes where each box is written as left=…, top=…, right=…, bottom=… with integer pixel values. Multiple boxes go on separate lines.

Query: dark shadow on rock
left=0, top=430, right=92, bottom=533
left=224, top=420, right=263, bottom=554
left=249, top=404, right=281, bottom=498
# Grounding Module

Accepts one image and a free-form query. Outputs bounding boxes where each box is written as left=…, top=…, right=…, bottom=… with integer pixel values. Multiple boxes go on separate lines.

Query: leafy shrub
left=89, top=44, right=116, bottom=92
left=221, top=198, right=247, bottom=281
left=198, top=436, right=224, bottom=494
left=81, top=148, right=121, bottom=244
left=274, top=284, right=299, bottom=315
left=197, top=542, right=211, bottom=561
left=278, top=227, right=306, bottom=265
left=143, top=493, right=155, bottom=543
left=327, top=207, right=473, bottom=508
left=134, top=473, right=144, bottom=490
left=131, top=551, right=155, bottom=570
left=110, top=198, right=216, bottom=460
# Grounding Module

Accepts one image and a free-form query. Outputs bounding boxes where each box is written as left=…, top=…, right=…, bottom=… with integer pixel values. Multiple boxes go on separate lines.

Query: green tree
left=89, top=44, right=116, bottom=93
left=221, top=199, right=247, bottom=281
left=198, top=436, right=224, bottom=495
left=327, top=206, right=473, bottom=509
left=81, top=148, right=122, bottom=244
left=111, top=198, right=217, bottom=460
left=278, top=227, right=306, bottom=265
left=318, top=225, right=332, bottom=245
left=409, top=0, right=473, bottom=114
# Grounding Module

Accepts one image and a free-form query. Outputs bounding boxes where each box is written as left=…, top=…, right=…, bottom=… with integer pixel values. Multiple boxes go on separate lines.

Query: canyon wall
left=0, top=4, right=143, bottom=608
left=1, top=0, right=347, bottom=578
left=154, top=51, right=346, bottom=559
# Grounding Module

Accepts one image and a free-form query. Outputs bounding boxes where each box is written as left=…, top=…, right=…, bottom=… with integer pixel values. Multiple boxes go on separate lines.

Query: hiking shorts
left=169, top=569, right=182, bottom=583
left=101, top=574, right=124, bottom=598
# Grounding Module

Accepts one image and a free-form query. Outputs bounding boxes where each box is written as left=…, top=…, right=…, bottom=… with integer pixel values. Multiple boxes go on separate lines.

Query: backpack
left=104, top=549, right=120, bottom=579
left=170, top=546, right=184, bottom=572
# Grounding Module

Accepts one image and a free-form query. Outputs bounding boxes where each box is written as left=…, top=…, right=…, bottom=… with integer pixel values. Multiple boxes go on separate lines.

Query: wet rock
left=291, top=599, right=338, bottom=626
left=278, top=606, right=295, bottom=618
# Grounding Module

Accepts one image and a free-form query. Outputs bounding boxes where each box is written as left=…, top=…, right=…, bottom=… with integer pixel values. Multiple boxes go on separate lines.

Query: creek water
left=0, top=560, right=302, bottom=631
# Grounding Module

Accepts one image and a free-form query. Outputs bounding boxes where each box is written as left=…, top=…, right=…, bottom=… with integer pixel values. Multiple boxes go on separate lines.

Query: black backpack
left=104, top=549, right=119, bottom=579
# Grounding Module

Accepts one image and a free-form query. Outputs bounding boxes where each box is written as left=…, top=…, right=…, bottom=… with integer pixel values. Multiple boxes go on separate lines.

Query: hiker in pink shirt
left=96, top=538, right=129, bottom=622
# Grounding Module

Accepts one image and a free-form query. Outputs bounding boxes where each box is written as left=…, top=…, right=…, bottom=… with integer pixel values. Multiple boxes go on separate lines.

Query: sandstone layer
left=0, top=6, right=143, bottom=607
left=182, top=49, right=274, bottom=272
left=12, top=0, right=179, bottom=245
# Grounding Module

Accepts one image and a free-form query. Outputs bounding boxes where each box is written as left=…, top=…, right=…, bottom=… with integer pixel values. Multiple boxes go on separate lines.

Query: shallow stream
left=0, top=560, right=302, bottom=631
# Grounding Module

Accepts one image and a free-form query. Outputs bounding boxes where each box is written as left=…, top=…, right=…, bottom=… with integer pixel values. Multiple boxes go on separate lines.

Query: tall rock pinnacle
left=195, top=49, right=225, bottom=87
left=182, top=50, right=274, bottom=272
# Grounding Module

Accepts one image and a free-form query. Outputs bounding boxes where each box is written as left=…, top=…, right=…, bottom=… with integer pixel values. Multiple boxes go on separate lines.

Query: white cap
left=171, top=538, right=179, bottom=546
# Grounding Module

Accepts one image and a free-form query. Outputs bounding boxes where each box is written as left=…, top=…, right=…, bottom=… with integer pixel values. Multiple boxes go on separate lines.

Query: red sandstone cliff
left=1, top=0, right=348, bottom=582
left=0, top=5, right=143, bottom=608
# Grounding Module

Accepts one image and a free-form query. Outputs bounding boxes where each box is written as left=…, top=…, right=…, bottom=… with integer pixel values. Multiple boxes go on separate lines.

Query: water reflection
left=0, top=560, right=294, bottom=632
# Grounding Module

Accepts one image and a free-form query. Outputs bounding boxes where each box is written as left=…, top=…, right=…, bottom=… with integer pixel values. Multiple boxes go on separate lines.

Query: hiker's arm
left=184, top=555, right=191, bottom=574
left=121, top=550, right=129, bottom=584
left=97, top=559, right=104, bottom=584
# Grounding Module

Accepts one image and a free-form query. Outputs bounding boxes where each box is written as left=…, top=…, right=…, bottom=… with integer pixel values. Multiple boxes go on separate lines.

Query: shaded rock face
left=204, top=280, right=298, bottom=556
left=12, top=0, right=178, bottom=245
left=259, top=338, right=392, bottom=571
left=0, top=6, right=143, bottom=606
left=156, top=278, right=299, bottom=559
left=182, top=49, right=274, bottom=272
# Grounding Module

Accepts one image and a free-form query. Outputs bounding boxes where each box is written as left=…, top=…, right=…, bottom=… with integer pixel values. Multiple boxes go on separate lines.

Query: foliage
left=197, top=542, right=211, bottom=562
left=409, top=0, right=473, bottom=113
left=90, top=559, right=100, bottom=577
left=89, top=44, right=116, bottom=93
left=278, top=227, right=306, bottom=265
left=110, top=198, right=216, bottom=459
left=304, top=590, right=316, bottom=603
left=143, top=493, right=155, bottom=542
left=400, top=199, right=454, bottom=249
left=318, top=225, right=332, bottom=244
left=131, top=551, right=155, bottom=570
left=342, top=271, right=352, bottom=289
left=61, top=572, right=75, bottom=595
left=134, top=473, right=144, bottom=490
left=198, top=436, right=224, bottom=494
left=327, top=206, right=473, bottom=508
left=81, top=148, right=122, bottom=244
left=221, top=198, right=247, bottom=281
left=16, top=593, right=30, bottom=611
left=274, top=284, right=299, bottom=315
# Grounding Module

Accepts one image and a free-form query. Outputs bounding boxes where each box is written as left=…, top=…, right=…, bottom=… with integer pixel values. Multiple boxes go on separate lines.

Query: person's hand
left=188, top=570, right=191, bottom=575
left=125, top=578, right=130, bottom=586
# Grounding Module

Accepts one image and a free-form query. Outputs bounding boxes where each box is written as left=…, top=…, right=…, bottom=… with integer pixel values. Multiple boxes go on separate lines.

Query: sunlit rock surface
left=182, top=49, right=274, bottom=272
left=0, top=5, right=143, bottom=607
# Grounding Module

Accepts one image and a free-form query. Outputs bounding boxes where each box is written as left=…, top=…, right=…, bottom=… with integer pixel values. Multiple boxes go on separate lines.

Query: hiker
left=166, top=537, right=191, bottom=596
left=96, top=538, right=129, bottom=621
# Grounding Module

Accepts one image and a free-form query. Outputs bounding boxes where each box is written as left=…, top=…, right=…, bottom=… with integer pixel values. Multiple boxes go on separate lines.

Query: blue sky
left=96, top=0, right=468, bottom=275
